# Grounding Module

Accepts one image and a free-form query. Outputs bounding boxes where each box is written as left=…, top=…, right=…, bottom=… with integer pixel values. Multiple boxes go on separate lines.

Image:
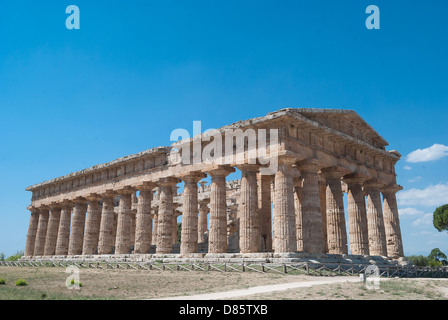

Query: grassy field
left=0, top=266, right=447, bottom=300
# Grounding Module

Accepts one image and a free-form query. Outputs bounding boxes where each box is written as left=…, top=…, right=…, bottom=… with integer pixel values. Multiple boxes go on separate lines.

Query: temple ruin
left=22, top=108, right=404, bottom=264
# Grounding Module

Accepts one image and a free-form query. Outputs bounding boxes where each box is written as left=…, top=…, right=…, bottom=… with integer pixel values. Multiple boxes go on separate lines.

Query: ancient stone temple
left=23, top=108, right=404, bottom=262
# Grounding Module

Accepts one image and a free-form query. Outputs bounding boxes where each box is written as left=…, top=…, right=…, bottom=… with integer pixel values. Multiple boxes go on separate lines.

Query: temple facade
left=23, top=108, right=404, bottom=260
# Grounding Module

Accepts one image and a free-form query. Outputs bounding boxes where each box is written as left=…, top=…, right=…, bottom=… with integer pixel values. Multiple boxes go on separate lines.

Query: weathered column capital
left=115, top=186, right=136, bottom=195
left=296, top=158, right=322, bottom=173
left=134, top=181, right=157, bottom=191
left=27, top=206, right=39, bottom=214
left=205, top=165, right=235, bottom=177
left=320, top=166, right=348, bottom=179
left=342, top=173, right=367, bottom=185
left=101, top=189, right=117, bottom=199
left=85, top=193, right=102, bottom=202
left=363, top=178, right=385, bottom=190
left=71, top=197, right=87, bottom=206
left=49, top=202, right=62, bottom=210
left=158, top=176, right=181, bottom=187
left=381, top=184, right=403, bottom=194
left=179, top=171, right=207, bottom=184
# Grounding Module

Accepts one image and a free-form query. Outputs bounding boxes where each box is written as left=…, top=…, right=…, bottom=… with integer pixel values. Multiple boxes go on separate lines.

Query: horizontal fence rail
left=1, top=260, right=447, bottom=278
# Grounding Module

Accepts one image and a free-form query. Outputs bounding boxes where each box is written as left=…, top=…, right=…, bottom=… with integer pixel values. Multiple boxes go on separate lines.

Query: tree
left=5, top=250, right=24, bottom=262
left=433, top=204, right=448, bottom=232
left=428, top=248, right=448, bottom=266
left=0, top=252, right=4, bottom=261
left=407, top=255, right=429, bottom=267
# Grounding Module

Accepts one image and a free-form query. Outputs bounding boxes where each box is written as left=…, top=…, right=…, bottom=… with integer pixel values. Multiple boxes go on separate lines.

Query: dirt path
left=153, top=276, right=363, bottom=300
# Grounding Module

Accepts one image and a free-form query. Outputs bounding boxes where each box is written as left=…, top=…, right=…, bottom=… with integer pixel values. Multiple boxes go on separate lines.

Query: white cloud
left=406, top=144, right=448, bottom=163
left=397, top=183, right=448, bottom=207
left=412, top=213, right=433, bottom=227
left=404, top=165, right=412, bottom=170
left=408, top=176, right=422, bottom=183
left=399, top=207, right=424, bottom=217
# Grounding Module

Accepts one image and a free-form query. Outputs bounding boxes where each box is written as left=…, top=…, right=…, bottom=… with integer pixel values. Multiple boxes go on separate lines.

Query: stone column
left=318, top=177, right=328, bottom=253
left=134, top=183, right=156, bottom=254
left=382, top=185, right=404, bottom=258
left=258, top=173, right=272, bottom=252
left=156, top=177, right=179, bottom=254
left=180, top=172, right=205, bottom=255
left=237, top=164, right=260, bottom=253
left=364, top=179, right=387, bottom=256
left=33, top=207, right=49, bottom=256
left=130, top=192, right=138, bottom=248
left=24, top=207, right=39, bottom=257
left=115, top=188, right=134, bottom=255
left=343, top=174, right=369, bottom=255
left=55, top=202, right=73, bottom=255
left=98, top=193, right=116, bottom=255
left=273, top=156, right=297, bottom=253
left=207, top=165, right=235, bottom=254
left=44, top=205, right=61, bottom=256
left=321, top=167, right=348, bottom=255
left=82, top=194, right=102, bottom=255
left=198, top=200, right=209, bottom=244
left=68, top=199, right=87, bottom=256
left=297, top=159, right=324, bottom=254
left=293, top=177, right=303, bottom=252
left=151, top=208, right=158, bottom=246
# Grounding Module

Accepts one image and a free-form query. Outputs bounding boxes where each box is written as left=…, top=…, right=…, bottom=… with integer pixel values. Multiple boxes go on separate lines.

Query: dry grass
left=1, top=266, right=447, bottom=300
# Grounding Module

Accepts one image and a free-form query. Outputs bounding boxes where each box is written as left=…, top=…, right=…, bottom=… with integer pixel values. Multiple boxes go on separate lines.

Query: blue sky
left=0, top=1, right=447, bottom=257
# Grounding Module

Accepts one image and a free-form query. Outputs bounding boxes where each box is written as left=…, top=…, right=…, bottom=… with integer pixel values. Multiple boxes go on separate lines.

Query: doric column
left=237, top=164, right=260, bottom=253
left=343, top=174, right=369, bottom=255
left=151, top=208, right=158, bottom=246
left=33, top=207, right=49, bottom=256
left=198, top=200, right=209, bottom=244
left=258, top=173, right=272, bottom=252
left=134, top=182, right=156, bottom=254
left=273, top=155, right=297, bottom=253
left=115, top=187, right=135, bottom=254
left=318, top=177, right=328, bottom=253
left=68, top=199, right=87, bottom=255
left=364, top=179, right=387, bottom=256
left=97, top=192, right=116, bottom=255
left=24, top=207, right=39, bottom=257
left=382, top=185, right=404, bottom=258
left=156, top=177, right=179, bottom=254
left=55, top=201, right=73, bottom=255
left=321, top=167, right=348, bottom=255
left=293, top=176, right=303, bottom=252
left=180, top=172, right=206, bottom=255
left=44, top=205, right=61, bottom=256
left=297, top=159, right=325, bottom=254
left=206, top=165, right=235, bottom=254
left=130, top=192, right=138, bottom=247
left=82, top=194, right=102, bottom=255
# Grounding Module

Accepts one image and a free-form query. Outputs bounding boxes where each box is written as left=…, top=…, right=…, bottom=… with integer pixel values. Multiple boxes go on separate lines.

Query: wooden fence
left=1, top=260, right=447, bottom=278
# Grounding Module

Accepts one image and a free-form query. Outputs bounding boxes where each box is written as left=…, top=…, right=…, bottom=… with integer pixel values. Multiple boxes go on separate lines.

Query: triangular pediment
left=283, top=108, right=389, bottom=148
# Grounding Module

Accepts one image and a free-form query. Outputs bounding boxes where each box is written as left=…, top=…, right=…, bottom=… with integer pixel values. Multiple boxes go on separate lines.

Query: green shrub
left=428, top=259, right=443, bottom=268
left=15, top=279, right=27, bottom=286
left=407, top=255, right=429, bottom=266
left=0, top=279, right=6, bottom=285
